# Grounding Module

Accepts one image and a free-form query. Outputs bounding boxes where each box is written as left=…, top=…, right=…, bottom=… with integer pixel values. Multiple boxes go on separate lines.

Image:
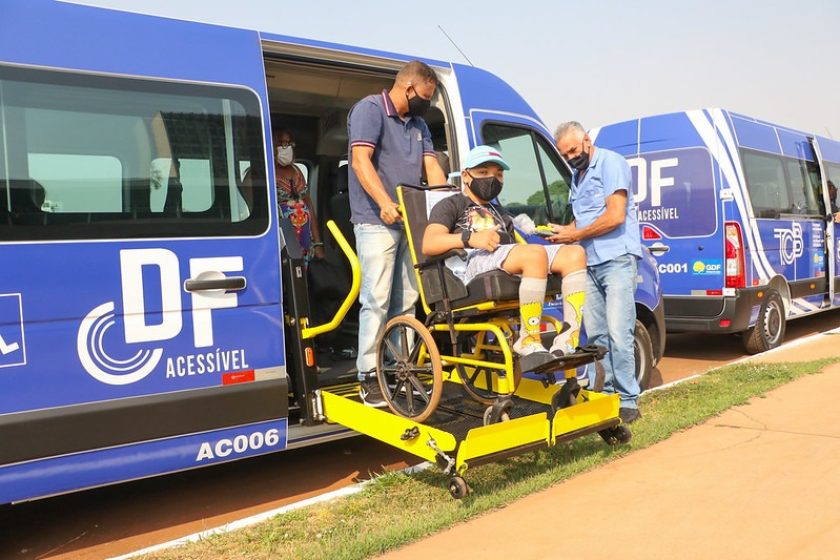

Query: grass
left=148, top=358, right=837, bottom=560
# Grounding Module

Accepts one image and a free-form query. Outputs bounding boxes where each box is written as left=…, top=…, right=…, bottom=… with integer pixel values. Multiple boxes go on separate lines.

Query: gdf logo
left=77, top=249, right=244, bottom=385
left=773, top=223, right=804, bottom=266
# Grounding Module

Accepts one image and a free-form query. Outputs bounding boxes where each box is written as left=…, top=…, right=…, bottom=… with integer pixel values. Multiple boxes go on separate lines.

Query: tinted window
left=536, top=139, right=573, bottom=225
left=785, top=159, right=821, bottom=215
left=0, top=65, right=267, bottom=241
left=826, top=163, right=840, bottom=211
left=481, top=123, right=573, bottom=225
left=741, top=151, right=789, bottom=218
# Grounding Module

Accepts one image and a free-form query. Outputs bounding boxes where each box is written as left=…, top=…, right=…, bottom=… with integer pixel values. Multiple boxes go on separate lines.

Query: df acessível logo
left=77, top=249, right=243, bottom=385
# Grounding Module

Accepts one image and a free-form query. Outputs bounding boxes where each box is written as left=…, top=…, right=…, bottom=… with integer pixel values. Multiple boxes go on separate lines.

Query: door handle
left=184, top=275, right=247, bottom=292
left=648, top=242, right=670, bottom=255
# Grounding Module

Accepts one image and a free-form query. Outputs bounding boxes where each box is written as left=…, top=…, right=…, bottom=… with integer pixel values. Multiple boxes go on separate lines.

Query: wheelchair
left=374, top=184, right=612, bottom=426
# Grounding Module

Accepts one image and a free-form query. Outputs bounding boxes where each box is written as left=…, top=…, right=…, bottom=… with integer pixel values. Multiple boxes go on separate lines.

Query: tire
left=376, top=316, right=443, bottom=422
left=448, top=476, right=470, bottom=499
left=742, top=289, right=786, bottom=354
left=634, top=320, right=653, bottom=391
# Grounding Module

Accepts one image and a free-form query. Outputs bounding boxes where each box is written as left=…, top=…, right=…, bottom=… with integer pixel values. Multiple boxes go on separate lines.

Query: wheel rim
left=634, top=337, right=646, bottom=386
left=376, top=317, right=442, bottom=421
left=456, top=332, right=506, bottom=405
left=764, top=300, right=783, bottom=345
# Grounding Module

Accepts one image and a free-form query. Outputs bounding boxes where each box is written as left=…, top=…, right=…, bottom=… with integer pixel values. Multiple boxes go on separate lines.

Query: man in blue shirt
left=550, top=121, right=643, bottom=423
left=348, top=60, right=447, bottom=406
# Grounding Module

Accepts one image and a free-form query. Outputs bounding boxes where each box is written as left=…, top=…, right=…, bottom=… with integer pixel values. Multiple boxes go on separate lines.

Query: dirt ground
left=380, top=333, right=840, bottom=560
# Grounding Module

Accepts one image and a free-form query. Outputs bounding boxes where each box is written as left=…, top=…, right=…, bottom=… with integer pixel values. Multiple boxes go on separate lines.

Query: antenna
left=438, top=25, right=474, bottom=67
left=826, top=127, right=835, bottom=140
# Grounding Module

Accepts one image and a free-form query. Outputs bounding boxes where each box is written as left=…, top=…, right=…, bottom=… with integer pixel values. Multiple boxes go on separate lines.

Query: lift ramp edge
left=321, top=390, right=458, bottom=464
left=552, top=390, right=620, bottom=442
left=456, top=412, right=550, bottom=471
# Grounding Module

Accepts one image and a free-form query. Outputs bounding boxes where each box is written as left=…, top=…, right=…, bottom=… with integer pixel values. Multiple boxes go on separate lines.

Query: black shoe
left=359, top=379, right=387, bottom=408
left=619, top=407, right=641, bottom=425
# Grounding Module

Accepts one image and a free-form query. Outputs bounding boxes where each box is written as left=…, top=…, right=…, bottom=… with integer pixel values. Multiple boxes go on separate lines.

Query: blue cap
left=462, top=145, right=510, bottom=171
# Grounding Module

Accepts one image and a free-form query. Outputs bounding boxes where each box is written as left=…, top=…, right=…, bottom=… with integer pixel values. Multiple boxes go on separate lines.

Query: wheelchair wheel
left=376, top=316, right=442, bottom=422
left=456, top=333, right=518, bottom=405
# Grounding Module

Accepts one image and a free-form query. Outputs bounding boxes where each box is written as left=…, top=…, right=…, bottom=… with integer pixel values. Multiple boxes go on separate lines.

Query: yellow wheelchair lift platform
left=303, top=218, right=629, bottom=499
left=321, top=375, right=623, bottom=499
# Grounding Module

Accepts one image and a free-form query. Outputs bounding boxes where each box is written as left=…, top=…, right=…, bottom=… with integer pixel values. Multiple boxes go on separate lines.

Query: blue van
left=595, top=109, right=840, bottom=353
left=0, top=0, right=663, bottom=504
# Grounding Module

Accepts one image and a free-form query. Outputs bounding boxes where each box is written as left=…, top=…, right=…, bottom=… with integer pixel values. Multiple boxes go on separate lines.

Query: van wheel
left=634, top=320, right=653, bottom=390
left=742, top=289, right=786, bottom=354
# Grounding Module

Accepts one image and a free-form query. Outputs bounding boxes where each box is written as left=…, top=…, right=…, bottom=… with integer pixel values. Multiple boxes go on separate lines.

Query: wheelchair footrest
left=522, top=344, right=607, bottom=377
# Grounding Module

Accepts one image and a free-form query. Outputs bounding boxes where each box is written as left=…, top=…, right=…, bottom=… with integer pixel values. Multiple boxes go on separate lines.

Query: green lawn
left=148, top=359, right=836, bottom=560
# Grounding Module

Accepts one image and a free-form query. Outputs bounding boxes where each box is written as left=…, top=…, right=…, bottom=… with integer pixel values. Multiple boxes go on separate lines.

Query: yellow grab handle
left=301, top=220, right=361, bottom=339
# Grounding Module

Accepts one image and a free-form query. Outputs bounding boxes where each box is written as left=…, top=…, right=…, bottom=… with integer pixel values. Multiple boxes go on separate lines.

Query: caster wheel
left=483, top=397, right=513, bottom=426
left=448, top=476, right=470, bottom=499
left=599, top=425, right=632, bottom=445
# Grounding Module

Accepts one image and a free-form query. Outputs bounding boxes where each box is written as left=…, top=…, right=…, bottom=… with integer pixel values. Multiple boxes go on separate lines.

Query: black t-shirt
left=427, top=194, right=515, bottom=244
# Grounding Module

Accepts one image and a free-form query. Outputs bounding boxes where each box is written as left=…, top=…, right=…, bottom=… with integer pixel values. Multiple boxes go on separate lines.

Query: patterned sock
left=553, top=269, right=586, bottom=351
left=518, top=277, right=547, bottom=345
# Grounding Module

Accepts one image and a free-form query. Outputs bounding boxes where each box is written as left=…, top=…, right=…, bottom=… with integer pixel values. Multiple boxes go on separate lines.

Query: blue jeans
left=584, top=254, right=640, bottom=408
left=355, top=223, right=419, bottom=378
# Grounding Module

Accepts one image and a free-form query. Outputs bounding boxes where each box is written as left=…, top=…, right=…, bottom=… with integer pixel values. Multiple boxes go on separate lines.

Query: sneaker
left=619, top=407, right=641, bottom=424
left=549, top=330, right=577, bottom=358
left=359, top=379, right=387, bottom=408
left=512, top=336, right=550, bottom=357
left=398, top=383, right=427, bottom=398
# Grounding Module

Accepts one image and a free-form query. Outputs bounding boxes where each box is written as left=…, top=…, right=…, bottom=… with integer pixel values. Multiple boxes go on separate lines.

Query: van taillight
left=641, top=225, right=662, bottom=240
left=725, top=222, right=746, bottom=289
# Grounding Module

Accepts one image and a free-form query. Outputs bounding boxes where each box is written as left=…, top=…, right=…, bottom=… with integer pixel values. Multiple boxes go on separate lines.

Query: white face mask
left=276, top=145, right=294, bottom=166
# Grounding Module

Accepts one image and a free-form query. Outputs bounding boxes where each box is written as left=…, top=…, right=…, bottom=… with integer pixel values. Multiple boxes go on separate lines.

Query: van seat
left=328, top=164, right=354, bottom=249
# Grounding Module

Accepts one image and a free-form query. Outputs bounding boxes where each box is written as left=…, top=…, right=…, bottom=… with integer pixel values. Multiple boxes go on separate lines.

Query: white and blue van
left=0, top=0, right=663, bottom=503
left=595, top=109, right=840, bottom=353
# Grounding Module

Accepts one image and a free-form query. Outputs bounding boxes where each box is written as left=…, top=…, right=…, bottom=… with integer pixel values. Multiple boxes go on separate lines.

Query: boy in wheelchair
left=422, top=145, right=587, bottom=364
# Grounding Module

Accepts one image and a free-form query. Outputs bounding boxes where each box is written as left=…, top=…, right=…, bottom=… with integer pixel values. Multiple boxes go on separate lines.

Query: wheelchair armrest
left=399, top=183, right=457, bottom=191
left=416, top=249, right=467, bottom=269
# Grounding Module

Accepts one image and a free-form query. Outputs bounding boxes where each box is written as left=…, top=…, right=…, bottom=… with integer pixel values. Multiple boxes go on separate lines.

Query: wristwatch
left=461, top=228, right=472, bottom=248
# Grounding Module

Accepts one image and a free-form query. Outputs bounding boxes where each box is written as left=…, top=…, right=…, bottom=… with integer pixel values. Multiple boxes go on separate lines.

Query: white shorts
left=448, top=243, right=565, bottom=285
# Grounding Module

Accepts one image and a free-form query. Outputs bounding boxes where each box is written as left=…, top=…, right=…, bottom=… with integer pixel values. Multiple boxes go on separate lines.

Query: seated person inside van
left=422, top=145, right=587, bottom=359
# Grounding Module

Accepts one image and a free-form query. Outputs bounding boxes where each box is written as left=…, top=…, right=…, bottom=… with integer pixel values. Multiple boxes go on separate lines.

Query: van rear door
left=597, top=113, right=725, bottom=304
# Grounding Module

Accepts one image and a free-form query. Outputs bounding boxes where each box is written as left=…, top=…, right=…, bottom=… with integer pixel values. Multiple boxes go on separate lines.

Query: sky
left=75, top=0, right=840, bottom=138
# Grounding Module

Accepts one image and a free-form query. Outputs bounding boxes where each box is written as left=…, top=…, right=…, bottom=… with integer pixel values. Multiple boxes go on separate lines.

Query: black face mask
left=566, top=143, right=591, bottom=171
left=405, top=88, right=431, bottom=118
left=467, top=173, right=503, bottom=201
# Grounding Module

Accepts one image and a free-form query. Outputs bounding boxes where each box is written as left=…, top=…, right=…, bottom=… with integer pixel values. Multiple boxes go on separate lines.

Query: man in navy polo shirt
left=550, top=121, right=643, bottom=424
left=348, top=60, right=447, bottom=406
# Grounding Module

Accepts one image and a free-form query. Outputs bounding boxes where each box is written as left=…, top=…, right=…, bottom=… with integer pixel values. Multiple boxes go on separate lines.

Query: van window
left=827, top=163, right=840, bottom=212
left=481, top=123, right=573, bottom=224
left=785, top=159, right=821, bottom=215
left=741, top=151, right=789, bottom=218
left=29, top=153, right=122, bottom=212
left=0, top=64, right=267, bottom=241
